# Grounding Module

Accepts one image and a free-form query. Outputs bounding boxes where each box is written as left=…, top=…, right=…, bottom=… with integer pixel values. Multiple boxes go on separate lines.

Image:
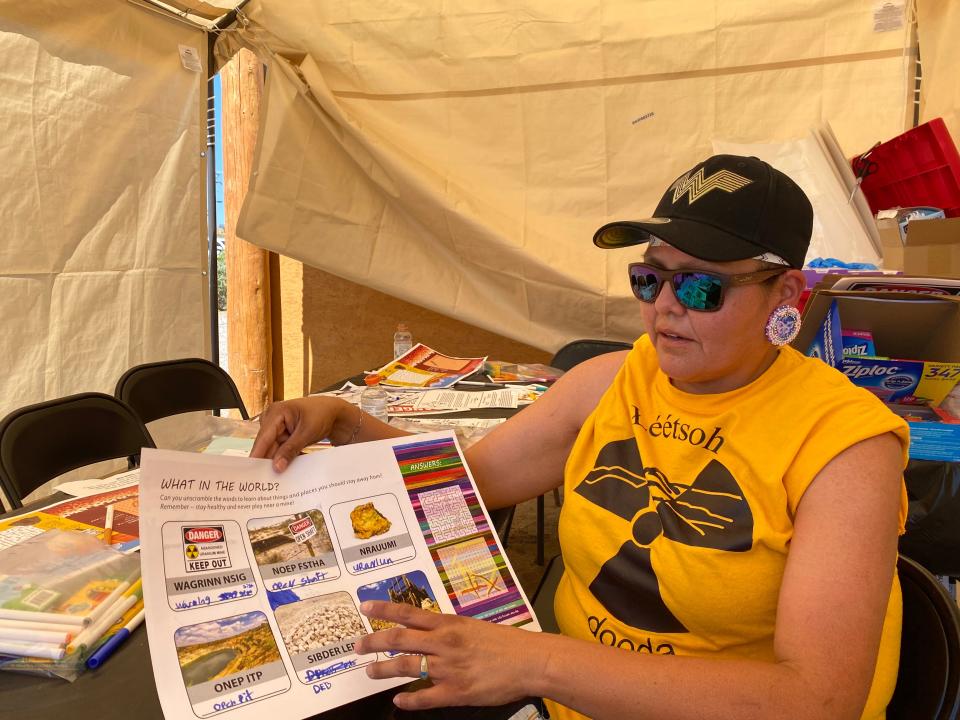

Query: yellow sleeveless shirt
left=548, top=335, right=910, bottom=720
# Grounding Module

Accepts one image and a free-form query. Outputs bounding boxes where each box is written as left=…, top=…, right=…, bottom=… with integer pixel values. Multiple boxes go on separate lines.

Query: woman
left=251, top=155, right=909, bottom=720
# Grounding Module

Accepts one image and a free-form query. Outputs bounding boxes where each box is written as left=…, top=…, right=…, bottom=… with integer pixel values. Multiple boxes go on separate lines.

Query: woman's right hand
left=250, top=397, right=357, bottom=472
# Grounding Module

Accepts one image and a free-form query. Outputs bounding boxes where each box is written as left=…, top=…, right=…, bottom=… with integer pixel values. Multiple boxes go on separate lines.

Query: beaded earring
left=765, top=305, right=802, bottom=346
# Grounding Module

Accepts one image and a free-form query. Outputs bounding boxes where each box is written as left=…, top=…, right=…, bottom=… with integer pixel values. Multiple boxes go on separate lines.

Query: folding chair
left=551, top=339, right=633, bottom=372
left=489, top=505, right=517, bottom=549
left=0, top=392, right=155, bottom=508
left=889, top=554, right=960, bottom=720
left=114, top=357, right=249, bottom=424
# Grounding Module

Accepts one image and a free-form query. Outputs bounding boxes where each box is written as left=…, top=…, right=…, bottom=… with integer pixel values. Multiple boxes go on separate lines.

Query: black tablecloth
left=0, top=378, right=528, bottom=720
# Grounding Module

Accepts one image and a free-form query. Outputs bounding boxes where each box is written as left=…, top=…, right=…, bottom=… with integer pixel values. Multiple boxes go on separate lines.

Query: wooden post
left=222, top=48, right=272, bottom=415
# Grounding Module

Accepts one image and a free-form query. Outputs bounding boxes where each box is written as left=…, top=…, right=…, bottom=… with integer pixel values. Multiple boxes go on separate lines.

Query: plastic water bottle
left=360, top=382, right=390, bottom=423
left=393, top=322, right=413, bottom=359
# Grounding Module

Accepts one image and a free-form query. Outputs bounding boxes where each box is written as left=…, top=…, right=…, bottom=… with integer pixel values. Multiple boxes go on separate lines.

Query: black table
left=0, top=490, right=163, bottom=720
left=0, top=386, right=528, bottom=720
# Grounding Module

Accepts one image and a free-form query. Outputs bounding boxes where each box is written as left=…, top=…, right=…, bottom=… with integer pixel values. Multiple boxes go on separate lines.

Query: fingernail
left=359, top=601, right=372, bottom=614
left=275, top=457, right=288, bottom=472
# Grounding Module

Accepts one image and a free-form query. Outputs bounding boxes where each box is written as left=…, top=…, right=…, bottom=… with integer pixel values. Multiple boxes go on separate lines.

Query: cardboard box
left=875, top=216, right=960, bottom=276
left=808, top=273, right=960, bottom=299
left=877, top=217, right=903, bottom=271
left=888, top=404, right=960, bottom=463
left=798, top=292, right=960, bottom=405
left=794, top=290, right=960, bottom=459
left=903, top=217, right=960, bottom=278
left=794, top=289, right=960, bottom=368
left=839, top=356, right=960, bottom=405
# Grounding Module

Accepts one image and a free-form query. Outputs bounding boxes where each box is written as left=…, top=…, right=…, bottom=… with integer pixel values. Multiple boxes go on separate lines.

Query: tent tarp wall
left=233, top=0, right=915, bottom=352
left=917, top=0, right=960, bottom=142
left=0, top=0, right=210, bottom=420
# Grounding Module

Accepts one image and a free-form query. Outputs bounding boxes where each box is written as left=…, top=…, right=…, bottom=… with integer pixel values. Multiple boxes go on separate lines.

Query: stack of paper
left=315, top=382, right=546, bottom=417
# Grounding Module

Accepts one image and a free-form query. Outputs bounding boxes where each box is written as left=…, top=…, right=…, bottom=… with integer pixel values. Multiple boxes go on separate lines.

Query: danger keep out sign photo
left=288, top=516, right=317, bottom=544
left=183, top=525, right=232, bottom=573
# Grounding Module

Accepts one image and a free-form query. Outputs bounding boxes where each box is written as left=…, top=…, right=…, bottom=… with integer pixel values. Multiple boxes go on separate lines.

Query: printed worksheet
left=139, top=432, right=539, bottom=720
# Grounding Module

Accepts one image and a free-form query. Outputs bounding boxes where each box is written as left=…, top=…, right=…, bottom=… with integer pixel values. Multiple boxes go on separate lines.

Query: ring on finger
left=419, top=654, right=429, bottom=680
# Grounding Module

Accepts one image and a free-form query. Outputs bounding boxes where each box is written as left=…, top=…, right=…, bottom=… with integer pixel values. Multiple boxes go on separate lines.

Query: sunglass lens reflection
left=632, top=270, right=661, bottom=302
left=675, top=273, right=723, bottom=310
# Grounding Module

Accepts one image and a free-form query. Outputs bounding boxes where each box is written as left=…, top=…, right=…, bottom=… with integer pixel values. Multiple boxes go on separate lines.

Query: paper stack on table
left=315, top=382, right=545, bottom=417
left=388, top=386, right=532, bottom=415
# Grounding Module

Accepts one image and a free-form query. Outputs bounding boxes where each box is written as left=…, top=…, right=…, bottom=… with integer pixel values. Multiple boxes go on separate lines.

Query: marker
left=0, top=618, right=79, bottom=634
left=0, top=640, right=65, bottom=660
left=0, top=626, right=71, bottom=645
left=86, top=609, right=145, bottom=670
left=123, top=578, right=143, bottom=601
left=0, top=608, right=86, bottom=627
left=103, top=504, right=115, bottom=545
left=68, top=594, right=137, bottom=653
left=84, top=581, right=131, bottom=626
left=109, top=598, right=144, bottom=633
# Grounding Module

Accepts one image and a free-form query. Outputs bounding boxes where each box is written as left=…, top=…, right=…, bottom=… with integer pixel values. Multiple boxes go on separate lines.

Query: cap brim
left=593, top=219, right=768, bottom=263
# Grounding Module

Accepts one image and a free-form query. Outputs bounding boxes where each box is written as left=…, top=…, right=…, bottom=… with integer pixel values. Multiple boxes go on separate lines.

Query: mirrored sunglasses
left=627, top=262, right=786, bottom=312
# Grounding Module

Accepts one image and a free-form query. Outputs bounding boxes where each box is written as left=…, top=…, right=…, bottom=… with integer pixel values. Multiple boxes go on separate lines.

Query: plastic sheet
left=0, top=531, right=140, bottom=681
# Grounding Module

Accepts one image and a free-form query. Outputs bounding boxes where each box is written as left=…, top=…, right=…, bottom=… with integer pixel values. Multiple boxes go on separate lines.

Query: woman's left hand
left=355, top=600, right=543, bottom=711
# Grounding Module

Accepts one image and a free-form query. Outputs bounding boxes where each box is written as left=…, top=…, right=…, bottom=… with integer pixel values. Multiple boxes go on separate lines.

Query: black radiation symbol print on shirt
left=574, top=438, right=754, bottom=633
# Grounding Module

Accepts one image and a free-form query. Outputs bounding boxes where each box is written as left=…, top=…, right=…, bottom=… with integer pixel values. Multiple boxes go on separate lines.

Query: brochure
left=365, top=345, right=486, bottom=389
left=138, top=432, right=538, bottom=719
left=54, top=469, right=140, bottom=498
left=0, top=483, right=141, bottom=553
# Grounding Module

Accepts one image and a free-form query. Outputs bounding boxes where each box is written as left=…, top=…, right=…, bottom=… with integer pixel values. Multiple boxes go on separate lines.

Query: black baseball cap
left=593, top=154, right=813, bottom=268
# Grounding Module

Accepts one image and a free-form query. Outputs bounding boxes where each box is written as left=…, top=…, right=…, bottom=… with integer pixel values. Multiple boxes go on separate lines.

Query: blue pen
left=86, top=609, right=146, bottom=669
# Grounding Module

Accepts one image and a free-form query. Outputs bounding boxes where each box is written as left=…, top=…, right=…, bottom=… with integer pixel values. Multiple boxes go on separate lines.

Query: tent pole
left=222, top=49, right=272, bottom=416
left=206, top=36, right=220, bottom=378
left=204, top=3, right=250, bottom=379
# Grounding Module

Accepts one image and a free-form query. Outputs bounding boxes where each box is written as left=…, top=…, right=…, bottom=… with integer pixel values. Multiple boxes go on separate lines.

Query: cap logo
left=671, top=168, right=753, bottom=205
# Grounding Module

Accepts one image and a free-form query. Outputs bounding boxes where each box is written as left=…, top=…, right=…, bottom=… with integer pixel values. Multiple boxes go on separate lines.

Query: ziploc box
left=840, top=357, right=960, bottom=405
left=793, top=289, right=960, bottom=407
left=805, top=300, right=842, bottom=369
left=842, top=329, right=876, bottom=357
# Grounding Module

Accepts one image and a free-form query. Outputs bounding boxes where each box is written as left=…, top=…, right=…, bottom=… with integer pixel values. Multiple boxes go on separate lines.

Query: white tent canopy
left=226, top=0, right=917, bottom=350
left=0, top=1, right=213, bottom=420
left=2, top=0, right=955, bottom=420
